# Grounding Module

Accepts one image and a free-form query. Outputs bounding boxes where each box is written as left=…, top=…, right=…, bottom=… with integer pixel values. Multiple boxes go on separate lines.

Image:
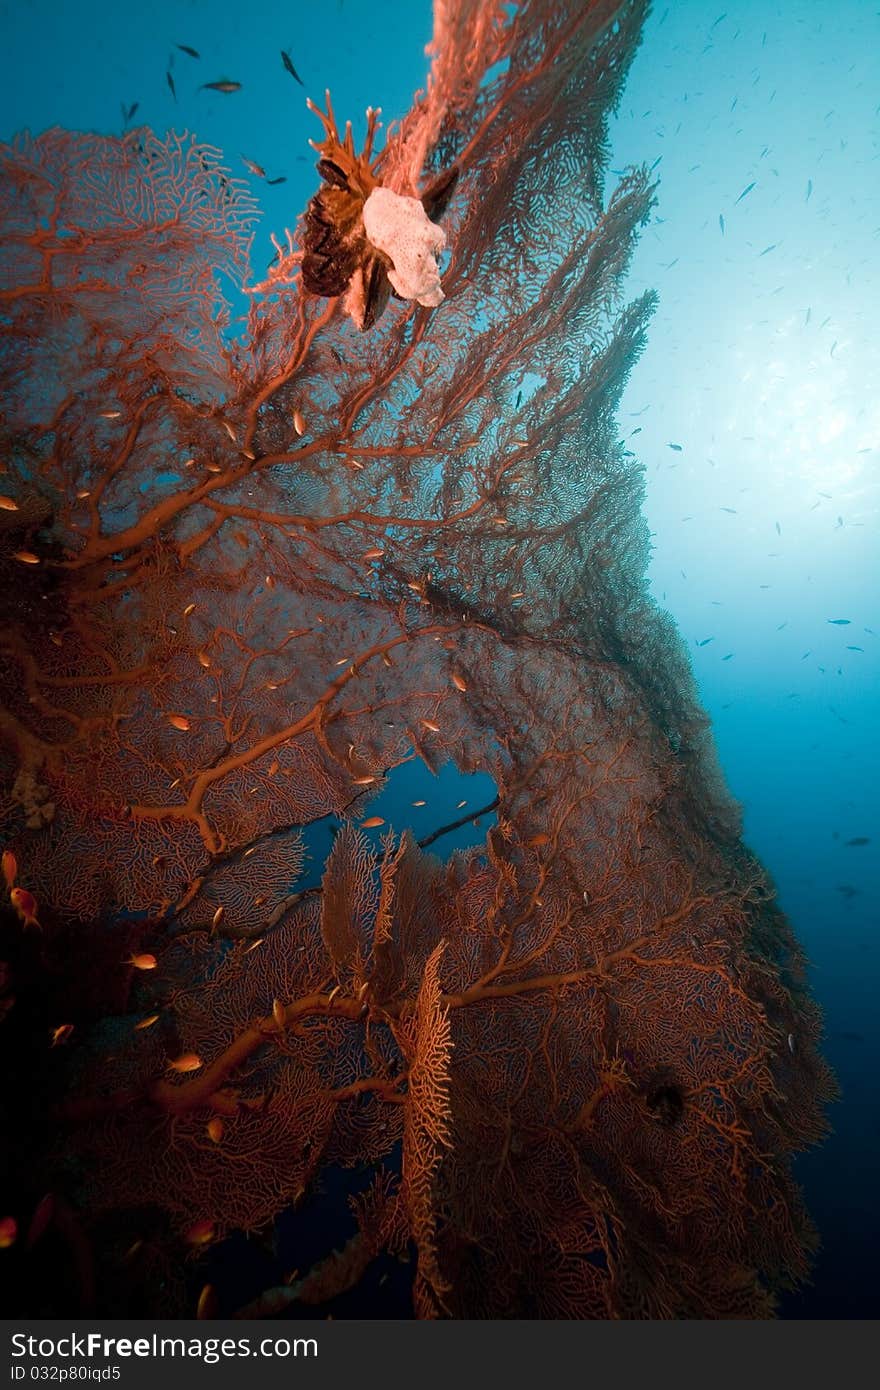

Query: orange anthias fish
left=169, top=1052, right=203, bottom=1073
left=125, top=953, right=157, bottom=971
left=185, top=1219, right=215, bottom=1246
left=10, top=887, right=40, bottom=930
left=1, top=850, right=16, bottom=889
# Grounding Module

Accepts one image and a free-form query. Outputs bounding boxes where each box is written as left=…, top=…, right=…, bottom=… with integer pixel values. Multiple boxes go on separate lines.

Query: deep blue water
left=0, top=0, right=876, bottom=1319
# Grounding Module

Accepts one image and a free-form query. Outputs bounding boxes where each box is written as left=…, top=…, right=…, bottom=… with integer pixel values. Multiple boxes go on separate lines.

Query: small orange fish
left=126, top=953, right=157, bottom=971
left=363, top=547, right=385, bottom=561
left=352, top=776, right=376, bottom=785
left=420, top=719, right=440, bottom=734
left=10, top=887, right=40, bottom=929
left=361, top=816, right=384, bottom=829
left=0, top=1216, right=17, bottom=1248
left=75, top=488, right=91, bottom=499
left=242, top=938, right=264, bottom=954
left=211, top=906, right=224, bottom=930
left=206, top=1117, right=224, bottom=1144
left=169, top=1052, right=203, bottom=1073
left=13, top=551, right=40, bottom=565
left=1, top=849, right=16, bottom=889
left=197, top=1283, right=218, bottom=1318
left=293, top=408, right=306, bottom=436
left=451, top=673, right=467, bottom=692
left=183, top=603, right=196, bottom=616
left=167, top=714, right=190, bottom=731
left=527, top=833, right=551, bottom=847
left=184, top=1219, right=215, bottom=1245
left=0, top=495, right=19, bottom=511
left=196, top=651, right=211, bottom=668
left=134, top=1014, right=160, bottom=1030
left=412, top=800, right=426, bottom=807
left=50, top=1024, right=74, bottom=1047
left=272, top=998, right=286, bottom=1030
left=99, top=410, right=122, bottom=419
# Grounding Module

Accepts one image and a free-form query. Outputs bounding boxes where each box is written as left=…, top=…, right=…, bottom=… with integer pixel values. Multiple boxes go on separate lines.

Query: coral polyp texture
left=0, top=0, right=832, bottom=1319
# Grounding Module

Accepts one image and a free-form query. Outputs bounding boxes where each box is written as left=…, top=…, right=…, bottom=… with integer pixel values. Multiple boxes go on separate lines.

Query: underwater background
left=0, top=0, right=876, bottom=1318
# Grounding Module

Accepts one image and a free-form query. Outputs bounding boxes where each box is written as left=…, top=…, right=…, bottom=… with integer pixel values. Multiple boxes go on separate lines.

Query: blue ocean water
left=0, top=0, right=876, bottom=1318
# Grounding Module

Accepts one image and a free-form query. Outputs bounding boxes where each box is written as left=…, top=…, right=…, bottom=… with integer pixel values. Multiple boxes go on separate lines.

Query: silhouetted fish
left=845, top=837, right=870, bottom=847
left=697, top=637, right=714, bottom=646
left=805, top=178, right=812, bottom=202
left=281, top=49, right=304, bottom=85
left=827, top=618, right=850, bottom=625
left=166, top=70, right=177, bottom=102
left=177, top=44, right=200, bottom=58
left=201, top=80, right=242, bottom=93
left=735, top=180, right=756, bottom=204
left=667, top=442, right=682, bottom=451
left=719, top=213, right=725, bottom=235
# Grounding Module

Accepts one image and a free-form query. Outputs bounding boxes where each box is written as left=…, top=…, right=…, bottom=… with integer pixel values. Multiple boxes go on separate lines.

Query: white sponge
left=362, top=186, right=446, bottom=308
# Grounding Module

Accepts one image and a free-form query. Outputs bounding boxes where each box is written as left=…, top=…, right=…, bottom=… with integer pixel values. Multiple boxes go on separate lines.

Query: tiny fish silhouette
left=281, top=49, right=304, bottom=85
left=266, top=176, right=287, bottom=185
left=176, top=44, right=200, bottom=58
left=827, top=618, right=850, bottom=625
left=719, top=213, right=725, bottom=235
left=166, top=71, right=177, bottom=102
left=846, top=645, right=864, bottom=652
left=844, top=837, right=870, bottom=847
left=722, top=653, right=734, bottom=660
left=720, top=506, right=737, bottom=513
left=201, top=80, right=242, bottom=93
left=735, top=180, right=756, bottom=204
left=775, top=521, right=781, bottom=534
left=805, top=178, right=812, bottom=201
left=667, top=442, right=683, bottom=451
left=697, top=637, right=714, bottom=646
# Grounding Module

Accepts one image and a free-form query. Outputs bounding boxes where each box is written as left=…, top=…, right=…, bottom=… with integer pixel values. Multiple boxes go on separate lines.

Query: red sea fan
left=0, top=0, right=833, bottom=1318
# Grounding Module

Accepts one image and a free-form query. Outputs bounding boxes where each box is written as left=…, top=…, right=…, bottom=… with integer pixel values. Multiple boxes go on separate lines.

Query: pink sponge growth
left=362, top=186, right=447, bottom=307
